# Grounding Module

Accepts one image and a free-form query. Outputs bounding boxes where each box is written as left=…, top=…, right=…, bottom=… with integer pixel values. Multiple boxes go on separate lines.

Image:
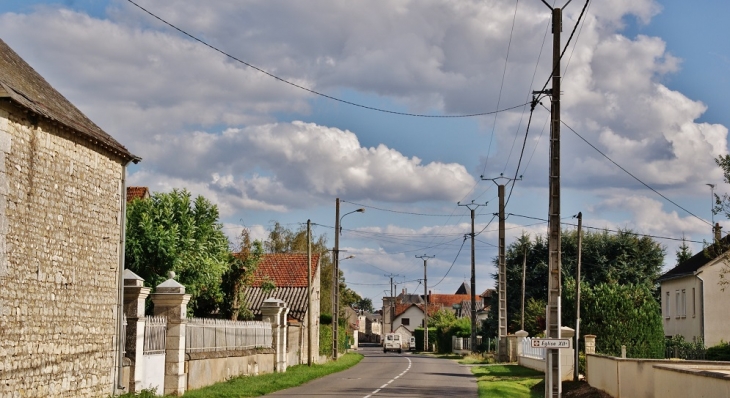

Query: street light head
left=356, top=208, right=365, bottom=213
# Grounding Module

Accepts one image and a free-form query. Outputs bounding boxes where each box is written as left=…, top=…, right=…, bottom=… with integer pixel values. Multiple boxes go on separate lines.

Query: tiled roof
left=658, top=236, right=730, bottom=282
left=481, top=289, right=495, bottom=298
left=126, top=186, right=150, bottom=202
left=429, top=294, right=471, bottom=309
left=0, top=39, right=138, bottom=163
left=250, top=253, right=320, bottom=287
left=242, top=286, right=309, bottom=322
left=459, top=300, right=485, bottom=319
left=394, top=302, right=440, bottom=317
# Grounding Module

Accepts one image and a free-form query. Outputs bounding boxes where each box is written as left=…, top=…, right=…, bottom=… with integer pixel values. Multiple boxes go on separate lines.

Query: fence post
left=261, top=298, right=288, bottom=372
left=150, top=274, right=190, bottom=396
left=122, top=270, right=151, bottom=392
left=584, top=334, right=596, bottom=355
left=515, top=330, right=529, bottom=358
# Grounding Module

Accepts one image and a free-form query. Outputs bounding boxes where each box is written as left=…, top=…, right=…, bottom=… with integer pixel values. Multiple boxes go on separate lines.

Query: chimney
left=715, top=223, right=722, bottom=243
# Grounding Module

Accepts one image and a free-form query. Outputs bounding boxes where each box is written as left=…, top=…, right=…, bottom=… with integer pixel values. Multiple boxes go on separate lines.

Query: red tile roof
left=429, top=294, right=471, bottom=309
left=251, top=253, right=320, bottom=288
left=126, top=186, right=150, bottom=202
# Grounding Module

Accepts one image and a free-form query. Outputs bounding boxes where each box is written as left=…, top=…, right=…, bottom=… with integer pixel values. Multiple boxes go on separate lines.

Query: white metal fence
left=522, top=337, right=545, bottom=359
left=186, top=318, right=273, bottom=353
left=143, top=316, right=168, bottom=355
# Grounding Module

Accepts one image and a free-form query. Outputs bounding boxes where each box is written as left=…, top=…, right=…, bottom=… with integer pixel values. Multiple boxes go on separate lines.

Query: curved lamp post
left=333, top=198, right=364, bottom=359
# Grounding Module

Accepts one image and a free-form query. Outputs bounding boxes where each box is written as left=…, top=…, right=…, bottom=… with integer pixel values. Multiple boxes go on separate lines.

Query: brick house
left=0, top=39, right=139, bottom=397
left=243, top=253, right=321, bottom=364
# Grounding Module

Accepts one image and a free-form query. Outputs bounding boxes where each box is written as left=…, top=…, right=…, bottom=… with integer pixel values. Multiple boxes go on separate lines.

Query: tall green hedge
left=413, top=328, right=437, bottom=351
left=563, top=280, right=665, bottom=359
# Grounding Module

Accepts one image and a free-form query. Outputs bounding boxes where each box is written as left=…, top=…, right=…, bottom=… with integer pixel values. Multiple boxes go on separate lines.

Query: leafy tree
left=485, top=229, right=665, bottom=335
left=126, top=189, right=231, bottom=316
left=711, top=155, right=730, bottom=290
left=355, top=298, right=374, bottom=313
left=222, top=228, right=264, bottom=320
left=563, top=279, right=665, bottom=358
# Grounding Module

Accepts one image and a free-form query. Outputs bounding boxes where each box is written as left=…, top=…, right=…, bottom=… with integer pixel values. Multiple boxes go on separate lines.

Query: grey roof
left=658, top=235, right=730, bottom=282
left=0, top=39, right=138, bottom=163
left=243, top=286, right=309, bottom=322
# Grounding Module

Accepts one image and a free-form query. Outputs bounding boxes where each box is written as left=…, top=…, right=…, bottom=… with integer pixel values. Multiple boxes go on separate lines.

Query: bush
left=320, top=313, right=332, bottom=325
left=707, top=341, right=730, bottom=361
left=665, top=335, right=705, bottom=360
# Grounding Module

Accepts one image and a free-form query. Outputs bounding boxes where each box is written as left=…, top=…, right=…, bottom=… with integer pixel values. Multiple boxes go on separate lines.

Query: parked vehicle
left=383, top=333, right=402, bottom=353
left=409, top=336, right=416, bottom=351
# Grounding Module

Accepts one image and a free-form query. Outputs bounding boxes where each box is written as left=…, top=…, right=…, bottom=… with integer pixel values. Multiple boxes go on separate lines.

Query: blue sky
left=1, top=0, right=727, bottom=303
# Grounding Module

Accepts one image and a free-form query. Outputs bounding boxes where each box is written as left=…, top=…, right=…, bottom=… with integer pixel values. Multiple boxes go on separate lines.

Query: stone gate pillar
left=150, top=274, right=190, bottom=396
left=515, top=330, right=529, bottom=358
left=122, top=269, right=151, bottom=392
left=584, top=334, right=596, bottom=355
left=261, top=298, right=288, bottom=372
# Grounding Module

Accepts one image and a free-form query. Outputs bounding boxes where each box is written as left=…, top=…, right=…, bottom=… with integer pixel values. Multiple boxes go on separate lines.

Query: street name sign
left=530, top=338, right=571, bottom=349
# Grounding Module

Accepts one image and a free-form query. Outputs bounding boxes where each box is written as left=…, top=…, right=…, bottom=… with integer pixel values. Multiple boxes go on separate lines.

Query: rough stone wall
left=0, top=105, right=125, bottom=398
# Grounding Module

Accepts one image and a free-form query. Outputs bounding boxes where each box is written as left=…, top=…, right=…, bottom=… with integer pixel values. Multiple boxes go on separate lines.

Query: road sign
left=531, top=338, right=572, bottom=349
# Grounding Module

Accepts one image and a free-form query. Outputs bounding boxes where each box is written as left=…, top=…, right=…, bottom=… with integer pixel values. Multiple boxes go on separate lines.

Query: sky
left=1, top=0, right=728, bottom=306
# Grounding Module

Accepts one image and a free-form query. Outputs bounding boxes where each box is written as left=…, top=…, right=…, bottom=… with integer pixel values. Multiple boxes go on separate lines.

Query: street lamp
left=333, top=198, right=364, bottom=359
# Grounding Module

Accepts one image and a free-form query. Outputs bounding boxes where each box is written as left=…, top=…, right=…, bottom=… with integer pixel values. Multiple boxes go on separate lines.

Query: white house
left=658, top=233, right=730, bottom=347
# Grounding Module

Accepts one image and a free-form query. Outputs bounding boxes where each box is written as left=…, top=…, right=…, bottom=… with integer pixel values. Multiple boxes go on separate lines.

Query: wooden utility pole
left=416, top=255, right=434, bottom=352
left=307, top=219, right=313, bottom=366
left=333, top=198, right=340, bottom=359
left=521, top=246, right=527, bottom=331
left=457, top=201, right=486, bottom=353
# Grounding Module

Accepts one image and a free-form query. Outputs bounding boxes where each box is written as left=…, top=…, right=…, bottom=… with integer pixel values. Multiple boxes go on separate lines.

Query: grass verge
left=471, top=364, right=543, bottom=398
left=181, top=353, right=363, bottom=398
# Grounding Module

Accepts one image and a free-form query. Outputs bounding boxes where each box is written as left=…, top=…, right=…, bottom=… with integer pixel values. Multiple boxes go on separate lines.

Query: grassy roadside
left=115, top=353, right=363, bottom=398
left=471, top=364, right=543, bottom=398
left=181, top=353, right=363, bottom=398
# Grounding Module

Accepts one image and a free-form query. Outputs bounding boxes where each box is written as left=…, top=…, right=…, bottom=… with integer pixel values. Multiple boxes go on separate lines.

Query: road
left=267, top=344, right=478, bottom=397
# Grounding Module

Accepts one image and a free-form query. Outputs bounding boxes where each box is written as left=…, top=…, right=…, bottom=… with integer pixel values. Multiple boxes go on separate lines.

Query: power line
left=431, top=235, right=469, bottom=288
left=556, top=116, right=712, bottom=227
left=126, top=0, right=529, bottom=119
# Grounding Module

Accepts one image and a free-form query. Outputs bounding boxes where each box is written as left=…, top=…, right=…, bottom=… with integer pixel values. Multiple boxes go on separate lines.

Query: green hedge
left=707, top=341, right=730, bottom=361
left=413, top=328, right=437, bottom=351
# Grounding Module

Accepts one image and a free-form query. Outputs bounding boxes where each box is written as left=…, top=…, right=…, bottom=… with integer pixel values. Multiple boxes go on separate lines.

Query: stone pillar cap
left=123, top=269, right=145, bottom=287
left=262, top=298, right=286, bottom=308
left=156, top=277, right=186, bottom=294
left=515, top=330, right=529, bottom=337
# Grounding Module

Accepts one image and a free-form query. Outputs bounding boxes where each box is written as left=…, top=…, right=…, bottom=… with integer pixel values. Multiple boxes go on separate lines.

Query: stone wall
left=0, top=105, right=125, bottom=397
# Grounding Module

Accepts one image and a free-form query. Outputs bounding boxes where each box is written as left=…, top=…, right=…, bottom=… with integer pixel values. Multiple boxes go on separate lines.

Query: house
left=658, top=231, right=730, bottom=347
left=243, top=253, right=321, bottom=363
left=383, top=286, right=477, bottom=336
left=126, top=186, right=150, bottom=202
left=0, top=39, right=139, bottom=397
left=358, top=312, right=382, bottom=343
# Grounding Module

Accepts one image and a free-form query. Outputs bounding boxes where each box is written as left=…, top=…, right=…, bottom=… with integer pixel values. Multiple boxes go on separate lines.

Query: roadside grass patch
left=181, top=353, right=363, bottom=398
left=472, top=364, right=543, bottom=398
left=459, top=352, right=496, bottom=364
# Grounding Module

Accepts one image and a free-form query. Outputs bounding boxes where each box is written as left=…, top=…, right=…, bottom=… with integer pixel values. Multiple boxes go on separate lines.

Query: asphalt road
left=267, top=344, right=478, bottom=398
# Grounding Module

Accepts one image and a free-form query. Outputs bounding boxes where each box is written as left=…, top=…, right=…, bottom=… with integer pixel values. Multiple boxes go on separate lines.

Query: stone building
left=0, top=38, right=138, bottom=397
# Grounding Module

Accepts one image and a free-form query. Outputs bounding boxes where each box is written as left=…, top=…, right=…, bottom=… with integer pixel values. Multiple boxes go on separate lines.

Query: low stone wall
left=186, top=348, right=275, bottom=391
left=517, top=350, right=574, bottom=381
left=586, top=354, right=730, bottom=398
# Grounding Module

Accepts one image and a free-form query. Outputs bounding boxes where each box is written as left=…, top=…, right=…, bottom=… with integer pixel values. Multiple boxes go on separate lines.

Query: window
left=681, top=289, right=686, bottom=318
left=692, top=288, right=696, bottom=318
left=665, top=291, right=671, bottom=318
left=675, top=290, right=680, bottom=319
left=402, top=318, right=410, bottom=326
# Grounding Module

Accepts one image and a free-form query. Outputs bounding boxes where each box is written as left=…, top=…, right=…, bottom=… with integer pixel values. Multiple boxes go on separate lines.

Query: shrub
left=707, top=341, right=730, bottom=361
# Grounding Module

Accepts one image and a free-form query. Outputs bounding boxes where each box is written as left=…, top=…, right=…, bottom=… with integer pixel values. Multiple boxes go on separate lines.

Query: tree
left=485, top=229, right=665, bottom=335
left=563, top=279, right=665, bottom=358
left=676, top=238, right=693, bottom=265
left=126, top=189, right=231, bottom=316
left=711, top=155, right=730, bottom=290
left=221, top=228, right=263, bottom=320
left=355, top=297, right=374, bottom=313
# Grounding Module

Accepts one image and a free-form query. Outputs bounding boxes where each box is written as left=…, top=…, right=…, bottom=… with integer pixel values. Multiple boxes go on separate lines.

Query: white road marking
left=363, top=356, right=412, bottom=398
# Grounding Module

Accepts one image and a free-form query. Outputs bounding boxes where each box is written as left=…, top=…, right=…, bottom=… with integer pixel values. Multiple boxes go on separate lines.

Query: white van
left=383, top=333, right=402, bottom=353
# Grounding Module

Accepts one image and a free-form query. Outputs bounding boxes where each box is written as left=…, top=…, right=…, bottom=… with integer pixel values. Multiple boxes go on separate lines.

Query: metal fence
left=186, top=318, right=273, bottom=353
left=522, top=337, right=546, bottom=359
left=144, top=316, right=168, bottom=355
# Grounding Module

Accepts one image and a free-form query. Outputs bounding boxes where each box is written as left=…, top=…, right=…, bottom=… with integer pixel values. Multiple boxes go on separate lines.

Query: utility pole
left=482, top=174, right=520, bottom=361
left=416, top=254, right=434, bottom=352
left=522, top=246, right=527, bottom=331
left=333, top=198, right=340, bottom=360
left=332, top=199, right=364, bottom=360
left=458, top=200, right=487, bottom=353
left=536, top=3, right=564, bottom=397
left=307, top=219, right=313, bottom=366
left=574, top=212, right=582, bottom=381
left=385, top=273, right=400, bottom=332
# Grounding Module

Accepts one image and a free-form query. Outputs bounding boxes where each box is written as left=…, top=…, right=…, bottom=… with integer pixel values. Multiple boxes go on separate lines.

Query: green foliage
left=318, top=322, right=348, bottom=357
left=413, top=328, right=437, bottom=351
left=354, top=297, right=374, bottom=313
left=563, top=280, right=665, bottom=358
left=221, top=228, right=264, bottom=320
left=320, top=313, right=332, bottom=325
left=125, top=189, right=231, bottom=316
left=676, top=239, right=693, bottom=265
left=109, top=388, right=157, bottom=398
left=486, top=230, right=665, bottom=335
left=664, top=335, right=706, bottom=360
left=706, top=341, right=730, bottom=361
